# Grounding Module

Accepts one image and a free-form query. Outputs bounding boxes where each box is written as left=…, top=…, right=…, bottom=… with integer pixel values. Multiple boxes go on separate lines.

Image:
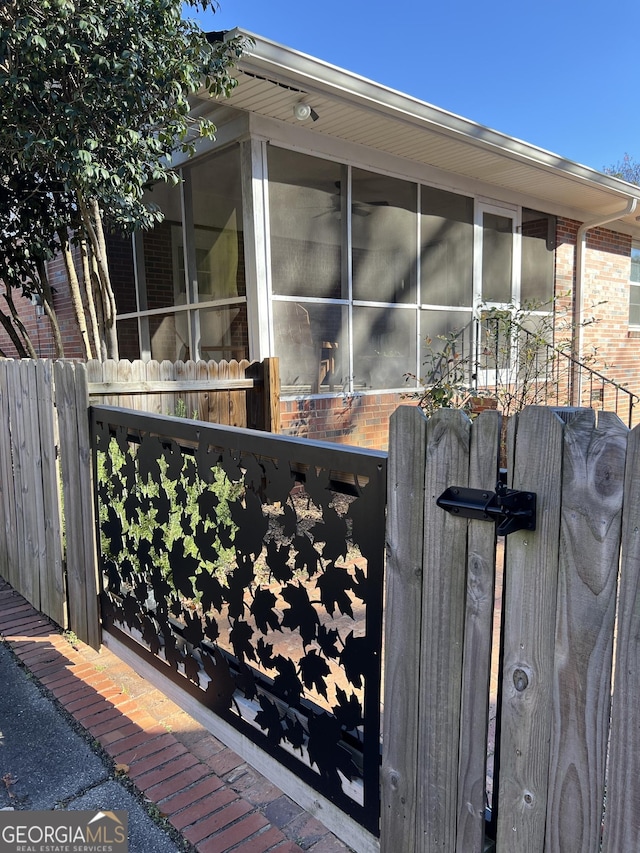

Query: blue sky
left=184, top=0, right=640, bottom=175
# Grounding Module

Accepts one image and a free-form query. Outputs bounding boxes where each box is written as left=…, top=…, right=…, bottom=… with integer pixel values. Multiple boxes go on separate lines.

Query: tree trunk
left=76, top=190, right=119, bottom=360
left=2, top=290, right=37, bottom=358
left=36, top=260, right=65, bottom=358
left=59, top=231, right=93, bottom=360
left=80, top=239, right=102, bottom=360
left=0, top=306, right=29, bottom=358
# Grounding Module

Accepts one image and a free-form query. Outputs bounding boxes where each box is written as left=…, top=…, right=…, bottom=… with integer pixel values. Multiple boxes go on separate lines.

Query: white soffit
left=208, top=29, right=640, bottom=229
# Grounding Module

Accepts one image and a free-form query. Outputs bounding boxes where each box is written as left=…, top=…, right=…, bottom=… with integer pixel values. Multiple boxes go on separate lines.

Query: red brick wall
left=555, top=217, right=639, bottom=395
left=280, top=392, right=415, bottom=450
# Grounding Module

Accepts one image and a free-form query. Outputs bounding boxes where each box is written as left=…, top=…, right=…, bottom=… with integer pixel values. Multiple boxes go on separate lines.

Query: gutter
left=573, top=198, right=638, bottom=402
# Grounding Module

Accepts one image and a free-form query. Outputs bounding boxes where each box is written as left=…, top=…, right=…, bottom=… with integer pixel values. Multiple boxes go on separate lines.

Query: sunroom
left=108, top=29, right=640, bottom=415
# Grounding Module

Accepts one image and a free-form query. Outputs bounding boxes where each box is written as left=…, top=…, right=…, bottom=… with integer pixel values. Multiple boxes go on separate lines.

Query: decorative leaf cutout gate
left=91, top=407, right=386, bottom=834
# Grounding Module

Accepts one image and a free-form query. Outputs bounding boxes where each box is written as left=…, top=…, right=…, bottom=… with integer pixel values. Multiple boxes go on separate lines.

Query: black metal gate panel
left=91, top=406, right=386, bottom=834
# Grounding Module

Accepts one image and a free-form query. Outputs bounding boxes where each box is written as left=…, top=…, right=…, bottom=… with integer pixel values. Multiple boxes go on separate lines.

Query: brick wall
left=280, top=392, right=413, bottom=450
left=555, top=217, right=639, bottom=395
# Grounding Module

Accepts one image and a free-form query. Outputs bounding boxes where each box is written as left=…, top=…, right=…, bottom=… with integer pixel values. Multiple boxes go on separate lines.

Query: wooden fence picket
left=545, top=410, right=626, bottom=852
left=601, top=421, right=640, bottom=853
left=496, top=407, right=565, bottom=853
left=419, top=408, right=472, bottom=850
left=456, top=409, right=501, bottom=852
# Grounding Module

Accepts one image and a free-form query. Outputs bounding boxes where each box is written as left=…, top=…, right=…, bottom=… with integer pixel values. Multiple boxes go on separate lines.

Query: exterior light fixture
left=293, top=103, right=319, bottom=122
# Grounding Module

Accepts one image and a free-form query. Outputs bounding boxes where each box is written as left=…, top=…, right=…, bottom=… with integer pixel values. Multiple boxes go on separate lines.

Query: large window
left=521, top=209, right=556, bottom=305
left=630, top=244, right=640, bottom=327
left=114, top=146, right=248, bottom=362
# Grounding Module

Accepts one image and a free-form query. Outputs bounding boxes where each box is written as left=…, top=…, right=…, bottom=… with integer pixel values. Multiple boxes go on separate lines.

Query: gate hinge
left=436, top=482, right=537, bottom=536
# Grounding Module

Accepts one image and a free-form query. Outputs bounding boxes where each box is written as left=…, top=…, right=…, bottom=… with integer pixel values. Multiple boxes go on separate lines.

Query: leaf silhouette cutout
left=293, top=535, right=321, bottom=577
left=256, top=638, right=275, bottom=669
left=152, top=488, right=171, bottom=526
left=250, top=588, right=281, bottom=634
left=136, top=537, right=153, bottom=571
left=272, top=655, right=303, bottom=705
left=174, top=480, right=188, bottom=507
left=230, top=491, right=268, bottom=557
left=309, top=506, right=348, bottom=562
left=307, top=711, right=356, bottom=784
left=137, top=434, right=162, bottom=483
left=103, top=505, right=123, bottom=556
left=163, top=632, right=184, bottom=671
left=265, top=539, right=293, bottom=583
left=281, top=583, right=319, bottom=646
left=262, top=457, right=294, bottom=505
left=182, top=456, right=198, bottom=487
left=179, top=509, right=193, bottom=537
left=339, top=631, right=369, bottom=689
left=103, top=559, right=121, bottom=594
left=195, top=439, right=218, bottom=484
left=193, top=521, right=218, bottom=564
left=202, top=648, right=236, bottom=713
left=195, top=570, right=225, bottom=614
left=352, top=564, right=368, bottom=604
left=168, top=541, right=199, bottom=599
left=119, top=557, right=135, bottom=585
left=204, top=614, right=219, bottom=643
left=161, top=439, right=183, bottom=481
left=123, top=492, right=139, bottom=526
left=303, top=467, right=331, bottom=510
left=152, top=525, right=167, bottom=554
left=316, top=563, right=354, bottom=617
left=182, top=608, right=204, bottom=646
left=316, top=625, right=340, bottom=660
left=230, top=619, right=256, bottom=662
left=300, top=650, right=331, bottom=697
left=242, top=454, right=264, bottom=492
left=281, top=503, right=298, bottom=539
left=220, top=448, right=242, bottom=482
left=150, top=567, right=172, bottom=603
left=122, top=594, right=141, bottom=630
left=348, top=488, right=381, bottom=562
left=333, top=687, right=364, bottom=732
left=254, top=695, right=284, bottom=745
left=141, top=615, right=161, bottom=656
left=235, top=662, right=258, bottom=702
left=198, top=488, right=220, bottom=521
left=184, top=652, right=201, bottom=685
left=284, top=716, right=306, bottom=753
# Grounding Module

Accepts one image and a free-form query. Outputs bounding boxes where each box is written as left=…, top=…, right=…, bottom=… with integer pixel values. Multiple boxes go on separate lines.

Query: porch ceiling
left=205, top=30, right=640, bottom=232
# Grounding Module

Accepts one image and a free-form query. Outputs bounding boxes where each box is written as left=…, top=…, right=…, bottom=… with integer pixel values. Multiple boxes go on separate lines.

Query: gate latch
left=436, top=482, right=536, bottom=536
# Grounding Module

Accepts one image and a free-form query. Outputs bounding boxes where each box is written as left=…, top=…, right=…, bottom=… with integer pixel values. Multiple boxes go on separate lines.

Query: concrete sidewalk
left=0, top=577, right=352, bottom=853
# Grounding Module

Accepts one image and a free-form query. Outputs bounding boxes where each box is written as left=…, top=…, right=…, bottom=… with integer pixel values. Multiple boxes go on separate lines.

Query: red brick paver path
left=0, top=577, right=354, bottom=853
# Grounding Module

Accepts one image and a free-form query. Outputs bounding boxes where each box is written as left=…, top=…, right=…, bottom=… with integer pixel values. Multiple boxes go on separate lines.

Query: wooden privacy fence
left=0, top=359, right=98, bottom=647
left=382, top=404, right=640, bottom=853
left=86, top=357, right=280, bottom=433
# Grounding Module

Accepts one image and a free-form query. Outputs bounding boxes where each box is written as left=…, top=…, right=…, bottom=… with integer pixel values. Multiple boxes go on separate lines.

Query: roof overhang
left=199, top=29, right=640, bottom=235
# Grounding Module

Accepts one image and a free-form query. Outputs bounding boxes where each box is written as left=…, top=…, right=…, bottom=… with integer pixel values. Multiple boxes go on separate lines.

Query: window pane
left=185, top=147, right=246, bottom=302
left=108, top=233, right=137, bottom=314
left=352, top=169, right=417, bottom=303
left=353, top=306, right=416, bottom=390
left=483, top=212, right=513, bottom=303
left=631, top=246, right=640, bottom=284
left=521, top=209, right=555, bottom=304
left=630, top=283, right=640, bottom=326
left=149, top=312, right=182, bottom=361
left=268, top=148, right=342, bottom=299
left=198, top=303, right=248, bottom=361
left=139, top=182, right=183, bottom=310
left=116, top=318, right=140, bottom=360
left=419, top=309, right=474, bottom=383
left=274, top=301, right=346, bottom=392
left=420, top=187, right=473, bottom=307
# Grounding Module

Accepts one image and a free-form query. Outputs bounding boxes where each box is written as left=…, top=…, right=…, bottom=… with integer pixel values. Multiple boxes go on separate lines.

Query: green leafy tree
left=0, top=0, right=244, bottom=359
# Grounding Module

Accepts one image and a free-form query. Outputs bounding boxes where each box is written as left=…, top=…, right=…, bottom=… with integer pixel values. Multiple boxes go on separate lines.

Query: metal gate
left=91, top=406, right=386, bottom=836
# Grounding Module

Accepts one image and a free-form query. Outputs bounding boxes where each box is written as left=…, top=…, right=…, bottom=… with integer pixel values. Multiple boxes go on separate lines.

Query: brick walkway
left=0, top=577, right=353, bottom=853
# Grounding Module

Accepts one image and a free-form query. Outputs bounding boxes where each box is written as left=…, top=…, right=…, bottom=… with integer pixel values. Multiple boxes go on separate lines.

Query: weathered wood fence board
left=86, top=357, right=280, bottom=432
left=601, top=422, right=640, bottom=852
left=384, top=405, right=640, bottom=853
left=457, top=410, right=501, bottom=852
left=496, top=407, right=565, bottom=852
